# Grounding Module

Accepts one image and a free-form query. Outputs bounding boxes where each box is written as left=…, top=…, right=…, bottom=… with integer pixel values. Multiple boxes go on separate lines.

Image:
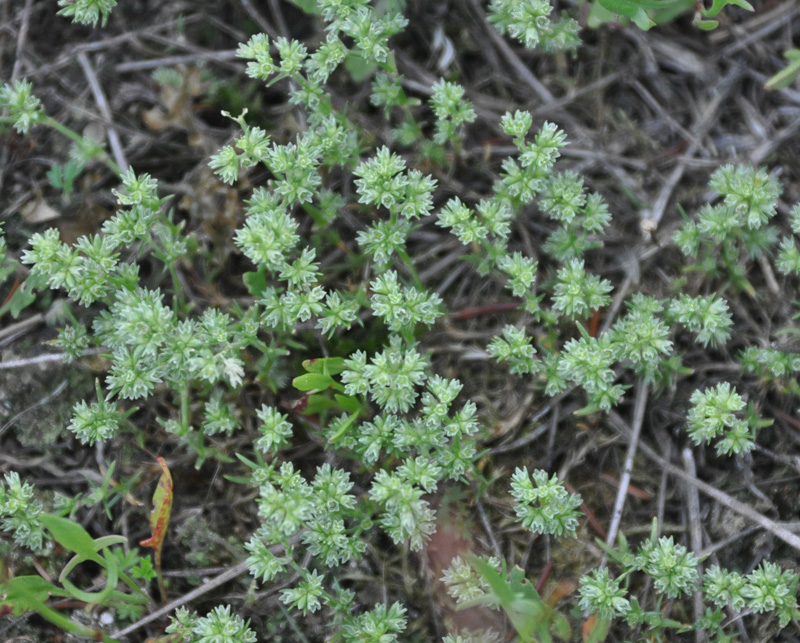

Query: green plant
left=584, top=0, right=753, bottom=31
left=509, top=468, right=583, bottom=536
left=766, top=49, right=800, bottom=91
left=2, top=0, right=800, bottom=641
left=164, top=605, right=258, bottom=643
left=0, top=471, right=45, bottom=550
left=437, top=473, right=581, bottom=641
left=47, top=159, right=84, bottom=204
left=0, top=79, right=119, bottom=174
left=578, top=522, right=800, bottom=640
left=464, top=558, right=572, bottom=643
left=0, top=512, right=149, bottom=642
left=488, top=0, right=581, bottom=51
left=84, top=460, right=141, bottom=520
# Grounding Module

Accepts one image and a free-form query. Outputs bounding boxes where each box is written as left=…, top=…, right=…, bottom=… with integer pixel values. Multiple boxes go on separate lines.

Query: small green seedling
left=0, top=514, right=149, bottom=642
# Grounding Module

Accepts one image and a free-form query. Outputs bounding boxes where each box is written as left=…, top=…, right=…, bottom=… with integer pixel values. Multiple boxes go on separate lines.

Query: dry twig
left=609, top=411, right=800, bottom=553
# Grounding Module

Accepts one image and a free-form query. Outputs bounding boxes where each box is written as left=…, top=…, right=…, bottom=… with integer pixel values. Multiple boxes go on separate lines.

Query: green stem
left=43, top=115, right=122, bottom=176
left=396, top=248, right=424, bottom=292
left=327, top=410, right=359, bottom=443
left=155, top=554, right=167, bottom=605
left=37, top=602, right=123, bottom=643
left=168, top=263, right=184, bottom=312
left=179, top=384, right=190, bottom=435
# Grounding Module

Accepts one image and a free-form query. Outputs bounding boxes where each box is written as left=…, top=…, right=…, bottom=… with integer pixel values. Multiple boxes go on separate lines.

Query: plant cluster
left=586, top=0, right=753, bottom=31
left=1, top=0, right=799, bottom=641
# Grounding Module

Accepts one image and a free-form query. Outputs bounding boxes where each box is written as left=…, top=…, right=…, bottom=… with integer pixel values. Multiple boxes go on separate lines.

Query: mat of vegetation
left=2, top=0, right=800, bottom=641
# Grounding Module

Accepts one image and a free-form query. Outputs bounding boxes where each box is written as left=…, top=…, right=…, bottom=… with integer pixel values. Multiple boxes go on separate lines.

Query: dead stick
left=605, top=383, right=649, bottom=550
left=608, top=411, right=800, bottom=552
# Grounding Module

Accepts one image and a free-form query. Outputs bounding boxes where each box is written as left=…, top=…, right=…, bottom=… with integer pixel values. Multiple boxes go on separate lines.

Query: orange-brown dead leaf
left=139, top=457, right=173, bottom=603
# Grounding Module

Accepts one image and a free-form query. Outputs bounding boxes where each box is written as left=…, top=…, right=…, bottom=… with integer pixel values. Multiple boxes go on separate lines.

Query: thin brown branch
left=609, top=411, right=800, bottom=553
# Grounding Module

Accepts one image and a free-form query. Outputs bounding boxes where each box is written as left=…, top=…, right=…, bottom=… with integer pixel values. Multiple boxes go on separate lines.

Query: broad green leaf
left=93, top=535, right=128, bottom=549
left=468, top=559, right=572, bottom=642
left=551, top=610, right=572, bottom=640
left=508, top=565, right=542, bottom=602
left=471, top=557, right=517, bottom=605
left=702, top=0, right=753, bottom=17
left=601, top=0, right=690, bottom=8
left=293, top=372, right=340, bottom=392
left=586, top=0, right=623, bottom=27
left=0, top=575, right=125, bottom=642
left=582, top=614, right=612, bottom=643
left=765, top=51, right=800, bottom=91
left=630, top=9, right=656, bottom=30
left=327, top=411, right=360, bottom=443
left=1, top=274, right=44, bottom=319
left=290, top=0, right=320, bottom=14
left=302, top=356, right=346, bottom=375
left=334, top=393, right=362, bottom=414
left=243, top=269, right=267, bottom=297
left=693, top=16, right=719, bottom=30
left=0, top=575, right=68, bottom=615
left=302, top=393, right=337, bottom=415
left=41, top=514, right=103, bottom=563
left=301, top=392, right=361, bottom=416
left=8, top=284, right=37, bottom=318
left=596, top=0, right=651, bottom=16
left=344, top=53, right=377, bottom=84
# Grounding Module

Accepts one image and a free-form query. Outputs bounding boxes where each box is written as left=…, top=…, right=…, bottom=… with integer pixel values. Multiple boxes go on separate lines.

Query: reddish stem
left=2, top=278, right=22, bottom=308
left=535, top=559, right=554, bottom=594
left=565, top=481, right=607, bottom=539
left=588, top=307, right=602, bottom=338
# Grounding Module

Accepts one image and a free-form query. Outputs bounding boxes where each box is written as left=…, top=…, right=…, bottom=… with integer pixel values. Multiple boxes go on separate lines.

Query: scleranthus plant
left=578, top=523, right=800, bottom=638
left=509, top=468, right=583, bottom=536
left=686, top=382, right=762, bottom=456
left=674, top=165, right=783, bottom=295
left=56, top=0, right=117, bottom=27
left=2, top=0, right=800, bottom=641
left=164, top=605, right=257, bottom=643
left=0, top=472, right=45, bottom=550
left=488, top=0, right=581, bottom=51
